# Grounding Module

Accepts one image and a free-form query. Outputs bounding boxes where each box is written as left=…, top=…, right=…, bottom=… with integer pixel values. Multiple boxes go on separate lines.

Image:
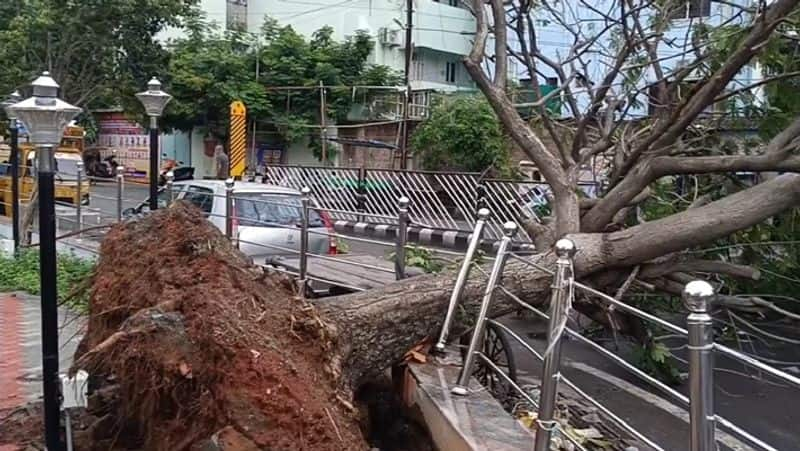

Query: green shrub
left=0, top=250, right=94, bottom=312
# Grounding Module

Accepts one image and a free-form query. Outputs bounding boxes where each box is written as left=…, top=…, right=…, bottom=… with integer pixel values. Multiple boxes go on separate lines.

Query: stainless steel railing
left=442, top=218, right=799, bottom=451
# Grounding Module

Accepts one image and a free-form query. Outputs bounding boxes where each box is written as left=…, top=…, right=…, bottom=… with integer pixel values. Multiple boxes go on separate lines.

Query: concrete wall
left=412, top=48, right=474, bottom=90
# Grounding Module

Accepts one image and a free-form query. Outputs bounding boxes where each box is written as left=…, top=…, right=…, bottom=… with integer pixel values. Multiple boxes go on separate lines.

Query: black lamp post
left=9, top=72, right=81, bottom=451
left=2, top=91, right=22, bottom=252
left=136, top=77, right=172, bottom=211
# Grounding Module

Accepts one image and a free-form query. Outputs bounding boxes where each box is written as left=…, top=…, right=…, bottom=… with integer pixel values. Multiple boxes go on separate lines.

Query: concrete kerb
left=333, top=220, right=536, bottom=253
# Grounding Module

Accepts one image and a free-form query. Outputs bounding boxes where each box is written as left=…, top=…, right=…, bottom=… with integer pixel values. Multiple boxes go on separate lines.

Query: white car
left=126, top=180, right=337, bottom=258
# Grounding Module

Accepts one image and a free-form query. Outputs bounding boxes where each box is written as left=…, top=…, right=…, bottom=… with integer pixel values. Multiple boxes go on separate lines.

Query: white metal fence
left=261, top=164, right=598, bottom=243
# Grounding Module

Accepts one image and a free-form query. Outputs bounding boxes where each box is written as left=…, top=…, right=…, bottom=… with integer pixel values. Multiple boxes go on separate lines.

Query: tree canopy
left=410, top=95, right=511, bottom=173
left=161, top=17, right=401, bottom=149
left=461, top=0, right=800, bottom=345
left=0, top=0, right=197, bottom=108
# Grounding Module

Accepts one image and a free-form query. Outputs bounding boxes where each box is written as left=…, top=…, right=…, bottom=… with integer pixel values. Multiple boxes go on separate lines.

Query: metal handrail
left=487, top=319, right=666, bottom=451
left=572, top=280, right=688, bottom=335
left=257, top=263, right=367, bottom=292
left=448, top=233, right=791, bottom=451
left=306, top=252, right=397, bottom=274
left=572, top=280, right=800, bottom=389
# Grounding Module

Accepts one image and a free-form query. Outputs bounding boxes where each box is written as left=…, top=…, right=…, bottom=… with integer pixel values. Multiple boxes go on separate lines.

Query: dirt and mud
left=67, top=203, right=365, bottom=450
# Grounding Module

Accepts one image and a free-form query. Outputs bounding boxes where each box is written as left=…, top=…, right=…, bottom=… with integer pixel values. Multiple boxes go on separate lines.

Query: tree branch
left=652, top=154, right=800, bottom=176
left=614, top=0, right=800, bottom=180
left=465, top=0, right=579, bottom=235
left=639, top=259, right=761, bottom=280
left=490, top=0, right=507, bottom=90
left=588, top=174, right=800, bottom=268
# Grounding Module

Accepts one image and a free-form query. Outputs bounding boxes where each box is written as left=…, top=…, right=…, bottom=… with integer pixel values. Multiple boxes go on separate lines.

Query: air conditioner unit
left=378, top=27, right=401, bottom=47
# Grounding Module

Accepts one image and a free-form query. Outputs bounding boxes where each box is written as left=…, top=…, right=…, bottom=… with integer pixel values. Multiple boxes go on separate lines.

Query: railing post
left=75, top=161, right=83, bottom=234
left=356, top=165, right=367, bottom=223
left=225, top=178, right=235, bottom=238
left=452, top=221, right=517, bottom=395
left=115, top=165, right=125, bottom=222
left=684, top=280, right=716, bottom=451
left=299, top=186, right=311, bottom=296
left=476, top=182, right=488, bottom=214
left=165, top=170, right=175, bottom=206
left=434, top=207, right=491, bottom=354
left=534, top=238, right=576, bottom=451
left=395, top=196, right=410, bottom=280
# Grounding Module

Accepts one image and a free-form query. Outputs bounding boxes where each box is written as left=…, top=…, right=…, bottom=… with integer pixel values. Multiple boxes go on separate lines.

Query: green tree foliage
left=0, top=0, right=197, bottom=108
left=256, top=20, right=401, bottom=154
left=161, top=20, right=270, bottom=139
left=410, top=95, right=511, bottom=173
left=693, top=14, right=800, bottom=138
left=162, top=17, right=401, bottom=151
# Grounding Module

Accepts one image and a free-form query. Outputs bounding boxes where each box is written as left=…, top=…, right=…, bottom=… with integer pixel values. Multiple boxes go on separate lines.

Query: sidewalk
left=0, top=293, right=85, bottom=412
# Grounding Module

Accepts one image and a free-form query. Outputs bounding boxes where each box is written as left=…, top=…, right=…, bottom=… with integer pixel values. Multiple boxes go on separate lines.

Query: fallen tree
left=70, top=0, right=800, bottom=448
left=73, top=171, right=800, bottom=448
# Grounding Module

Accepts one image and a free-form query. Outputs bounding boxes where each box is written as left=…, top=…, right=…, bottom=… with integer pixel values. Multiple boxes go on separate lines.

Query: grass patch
left=0, top=249, right=95, bottom=312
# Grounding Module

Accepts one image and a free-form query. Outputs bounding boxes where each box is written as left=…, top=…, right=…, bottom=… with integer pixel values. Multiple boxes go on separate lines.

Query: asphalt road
left=502, top=315, right=799, bottom=451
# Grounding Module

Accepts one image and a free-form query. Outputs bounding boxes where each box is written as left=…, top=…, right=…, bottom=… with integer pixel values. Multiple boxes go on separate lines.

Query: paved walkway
left=0, top=293, right=85, bottom=411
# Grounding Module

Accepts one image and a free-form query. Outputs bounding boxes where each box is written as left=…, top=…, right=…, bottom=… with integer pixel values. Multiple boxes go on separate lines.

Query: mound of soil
left=73, top=203, right=366, bottom=450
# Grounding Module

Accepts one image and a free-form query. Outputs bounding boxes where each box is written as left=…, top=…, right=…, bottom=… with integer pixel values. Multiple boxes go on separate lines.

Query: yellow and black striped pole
left=229, top=100, right=247, bottom=178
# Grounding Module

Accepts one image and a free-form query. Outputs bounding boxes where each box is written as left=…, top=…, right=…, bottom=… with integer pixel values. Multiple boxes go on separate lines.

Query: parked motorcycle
left=158, top=155, right=194, bottom=186
left=83, top=148, right=119, bottom=180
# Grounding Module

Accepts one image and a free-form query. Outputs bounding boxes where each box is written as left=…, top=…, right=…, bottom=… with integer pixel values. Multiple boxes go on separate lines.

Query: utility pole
left=319, top=80, right=328, bottom=166
left=252, top=39, right=261, bottom=172
left=399, top=0, right=413, bottom=169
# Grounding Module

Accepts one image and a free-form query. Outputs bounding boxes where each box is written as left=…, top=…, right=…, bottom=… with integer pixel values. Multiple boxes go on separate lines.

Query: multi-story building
left=187, top=0, right=477, bottom=92
left=515, top=0, right=764, bottom=120
left=141, top=0, right=480, bottom=172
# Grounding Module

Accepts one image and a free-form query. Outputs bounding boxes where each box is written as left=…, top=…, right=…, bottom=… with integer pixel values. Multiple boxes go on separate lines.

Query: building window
left=669, top=0, right=711, bottom=19
left=226, top=0, right=248, bottom=30
left=445, top=62, right=457, bottom=83
left=448, top=0, right=459, bottom=6
left=411, top=53, right=424, bottom=82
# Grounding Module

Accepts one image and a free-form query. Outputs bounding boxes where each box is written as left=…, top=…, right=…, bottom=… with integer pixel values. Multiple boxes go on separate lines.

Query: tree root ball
left=73, top=203, right=366, bottom=450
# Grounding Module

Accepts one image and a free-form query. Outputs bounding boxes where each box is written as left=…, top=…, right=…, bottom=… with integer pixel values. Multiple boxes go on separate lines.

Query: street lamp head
left=2, top=91, right=22, bottom=120
left=135, top=77, right=172, bottom=118
left=7, top=72, right=81, bottom=146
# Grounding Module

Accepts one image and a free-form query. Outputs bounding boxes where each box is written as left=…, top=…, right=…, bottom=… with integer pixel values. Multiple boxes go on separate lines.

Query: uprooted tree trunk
left=77, top=204, right=548, bottom=450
